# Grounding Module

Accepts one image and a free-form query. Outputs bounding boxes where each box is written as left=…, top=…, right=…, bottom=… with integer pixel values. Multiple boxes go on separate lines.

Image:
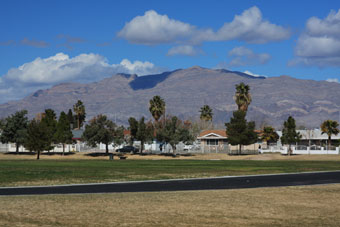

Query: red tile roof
left=123, top=130, right=131, bottom=136
left=199, top=130, right=227, bottom=138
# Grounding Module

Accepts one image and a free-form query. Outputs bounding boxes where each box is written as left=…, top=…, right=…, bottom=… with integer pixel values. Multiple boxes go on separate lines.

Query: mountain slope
left=0, top=67, right=339, bottom=129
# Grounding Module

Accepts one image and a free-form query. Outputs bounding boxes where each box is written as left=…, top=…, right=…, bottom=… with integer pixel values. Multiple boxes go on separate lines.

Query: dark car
left=116, top=146, right=139, bottom=154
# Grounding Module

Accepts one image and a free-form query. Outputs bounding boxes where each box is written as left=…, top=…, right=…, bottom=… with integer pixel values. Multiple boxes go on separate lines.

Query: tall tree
left=149, top=95, right=165, bottom=122
left=25, top=120, right=50, bottom=160
left=40, top=109, right=57, bottom=152
left=136, top=117, right=154, bottom=153
left=199, top=105, right=213, bottom=122
left=67, top=109, right=75, bottom=129
left=281, top=116, right=301, bottom=156
left=234, top=82, right=252, bottom=112
left=321, top=120, right=339, bottom=149
left=128, top=117, right=139, bottom=146
left=156, top=116, right=193, bottom=154
left=0, top=110, right=28, bottom=153
left=73, top=100, right=86, bottom=129
left=54, top=111, right=73, bottom=155
left=225, top=110, right=258, bottom=155
left=0, top=118, right=5, bottom=131
left=261, top=126, right=279, bottom=145
left=199, top=105, right=214, bottom=130
left=82, top=115, right=124, bottom=154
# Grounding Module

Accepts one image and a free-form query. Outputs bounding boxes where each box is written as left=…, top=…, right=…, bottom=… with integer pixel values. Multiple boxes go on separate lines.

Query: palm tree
left=199, top=105, right=213, bottom=122
left=73, top=100, right=86, bottom=129
left=149, top=96, right=165, bottom=122
left=234, top=82, right=252, bottom=112
left=261, top=126, right=279, bottom=147
left=321, top=120, right=340, bottom=149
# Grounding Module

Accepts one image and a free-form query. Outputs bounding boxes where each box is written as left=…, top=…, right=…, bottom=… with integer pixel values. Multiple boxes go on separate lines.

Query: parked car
left=116, top=146, right=139, bottom=154
left=183, top=145, right=193, bottom=151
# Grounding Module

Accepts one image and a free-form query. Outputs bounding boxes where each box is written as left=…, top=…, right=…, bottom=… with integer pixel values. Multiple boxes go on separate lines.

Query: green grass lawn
left=1, top=159, right=340, bottom=187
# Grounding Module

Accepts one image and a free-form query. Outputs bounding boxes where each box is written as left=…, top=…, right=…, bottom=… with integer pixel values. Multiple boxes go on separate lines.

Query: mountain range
left=1, top=66, right=340, bottom=129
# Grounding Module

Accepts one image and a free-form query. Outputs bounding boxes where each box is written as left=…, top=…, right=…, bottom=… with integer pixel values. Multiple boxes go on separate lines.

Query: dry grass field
left=1, top=184, right=340, bottom=226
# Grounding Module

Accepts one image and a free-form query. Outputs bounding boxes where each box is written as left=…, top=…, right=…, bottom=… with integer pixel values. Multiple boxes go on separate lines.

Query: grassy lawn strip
left=1, top=184, right=340, bottom=226
left=1, top=159, right=340, bottom=187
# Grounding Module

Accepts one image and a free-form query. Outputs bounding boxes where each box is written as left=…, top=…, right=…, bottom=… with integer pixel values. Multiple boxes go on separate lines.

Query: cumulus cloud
left=0, top=53, right=165, bottom=103
left=326, top=78, right=339, bottom=83
left=215, top=6, right=291, bottom=43
left=293, top=9, right=340, bottom=67
left=244, top=70, right=267, bottom=78
left=227, top=46, right=271, bottom=67
left=118, top=59, right=161, bottom=76
left=117, top=10, right=200, bottom=45
left=167, top=45, right=202, bottom=56
left=117, top=7, right=290, bottom=45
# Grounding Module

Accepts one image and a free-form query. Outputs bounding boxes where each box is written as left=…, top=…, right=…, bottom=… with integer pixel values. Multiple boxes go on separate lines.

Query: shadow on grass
left=4, top=152, right=36, bottom=156
left=85, top=152, right=112, bottom=157
left=4, top=152, right=76, bottom=156
left=42, top=152, right=76, bottom=156
left=158, top=153, right=196, bottom=158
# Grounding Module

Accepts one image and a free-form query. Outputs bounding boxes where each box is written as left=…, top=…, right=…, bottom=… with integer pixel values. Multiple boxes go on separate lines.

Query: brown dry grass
left=1, top=184, right=340, bottom=226
left=2, top=151, right=340, bottom=161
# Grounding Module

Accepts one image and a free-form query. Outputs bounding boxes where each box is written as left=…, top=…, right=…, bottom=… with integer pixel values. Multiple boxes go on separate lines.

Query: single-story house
left=197, top=129, right=261, bottom=153
left=276, top=129, right=340, bottom=148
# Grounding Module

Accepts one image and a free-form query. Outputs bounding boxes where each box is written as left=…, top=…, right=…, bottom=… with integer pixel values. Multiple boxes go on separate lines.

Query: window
left=207, top=139, right=218, bottom=146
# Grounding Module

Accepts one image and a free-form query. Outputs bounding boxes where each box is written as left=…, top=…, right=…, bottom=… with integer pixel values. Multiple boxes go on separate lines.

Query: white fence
left=0, top=143, right=79, bottom=153
left=260, top=146, right=340, bottom=155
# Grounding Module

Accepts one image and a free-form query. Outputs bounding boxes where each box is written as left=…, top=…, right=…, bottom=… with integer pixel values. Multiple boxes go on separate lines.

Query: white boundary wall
left=260, top=146, right=339, bottom=155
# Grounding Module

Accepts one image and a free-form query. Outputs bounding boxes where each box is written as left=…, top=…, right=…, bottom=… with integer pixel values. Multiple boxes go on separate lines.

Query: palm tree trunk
left=77, top=114, right=80, bottom=129
left=140, top=140, right=144, bottom=153
left=328, top=135, right=331, bottom=150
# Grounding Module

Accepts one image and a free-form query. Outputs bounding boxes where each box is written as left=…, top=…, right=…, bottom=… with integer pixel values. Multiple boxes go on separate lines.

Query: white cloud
left=0, top=53, right=165, bottom=103
left=215, top=6, right=291, bottom=43
left=117, top=7, right=290, bottom=46
left=228, top=46, right=271, bottom=67
left=117, top=10, right=200, bottom=45
left=244, top=70, right=267, bottom=78
left=293, top=9, right=340, bottom=67
left=326, top=78, right=339, bottom=83
left=167, top=45, right=202, bottom=56
left=118, top=59, right=159, bottom=75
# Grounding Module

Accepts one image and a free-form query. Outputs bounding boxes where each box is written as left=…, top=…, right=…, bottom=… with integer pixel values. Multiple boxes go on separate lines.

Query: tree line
left=1, top=83, right=339, bottom=158
left=225, top=82, right=339, bottom=155
left=0, top=100, right=86, bottom=159
left=83, top=95, right=194, bottom=154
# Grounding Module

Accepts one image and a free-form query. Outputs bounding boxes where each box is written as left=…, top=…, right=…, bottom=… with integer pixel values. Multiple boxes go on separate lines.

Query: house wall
left=200, top=139, right=228, bottom=153
left=229, top=143, right=260, bottom=151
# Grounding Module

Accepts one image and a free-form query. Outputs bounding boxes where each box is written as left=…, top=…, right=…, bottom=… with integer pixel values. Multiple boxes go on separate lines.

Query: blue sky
left=0, top=0, right=340, bottom=103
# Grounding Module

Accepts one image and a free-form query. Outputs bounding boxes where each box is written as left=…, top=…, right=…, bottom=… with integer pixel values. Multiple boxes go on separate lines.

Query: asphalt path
left=1, top=171, right=340, bottom=196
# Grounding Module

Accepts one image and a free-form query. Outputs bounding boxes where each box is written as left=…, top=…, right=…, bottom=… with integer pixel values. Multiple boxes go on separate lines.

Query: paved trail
left=1, top=171, right=340, bottom=196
